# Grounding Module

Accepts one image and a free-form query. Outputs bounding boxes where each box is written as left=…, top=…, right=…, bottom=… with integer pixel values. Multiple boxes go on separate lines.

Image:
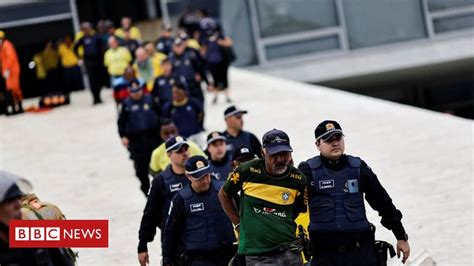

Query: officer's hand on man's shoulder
left=138, top=251, right=149, bottom=266
left=396, top=240, right=410, bottom=264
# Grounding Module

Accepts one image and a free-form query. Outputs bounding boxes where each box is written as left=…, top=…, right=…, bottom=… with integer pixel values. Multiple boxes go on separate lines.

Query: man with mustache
left=298, top=120, right=410, bottom=265
left=219, top=129, right=307, bottom=266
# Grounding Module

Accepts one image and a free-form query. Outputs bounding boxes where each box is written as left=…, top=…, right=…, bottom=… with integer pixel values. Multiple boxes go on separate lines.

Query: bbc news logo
left=10, top=220, right=108, bottom=248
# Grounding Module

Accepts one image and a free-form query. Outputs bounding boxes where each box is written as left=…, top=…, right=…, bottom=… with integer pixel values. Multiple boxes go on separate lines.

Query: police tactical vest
left=307, top=156, right=370, bottom=233
left=169, top=52, right=195, bottom=82
left=123, top=94, right=159, bottom=135
left=225, top=131, right=251, bottom=154
left=161, top=166, right=190, bottom=223
left=180, top=180, right=235, bottom=251
left=209, top=157, right=232, bottom=180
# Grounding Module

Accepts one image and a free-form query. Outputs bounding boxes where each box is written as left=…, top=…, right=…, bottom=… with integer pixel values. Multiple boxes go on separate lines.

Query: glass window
left=428, top=0, right=474, bottom=11
left=256, top=0, right=338, bottom=38
left=265, top=35, right=340, bottom=60
left=0, top=0, right=71, bottom=23
left=433, top=14, right=474, bottom=33
left=220, top=0, right=258, bottom=65
left=342, top=0, right=427, bottom=49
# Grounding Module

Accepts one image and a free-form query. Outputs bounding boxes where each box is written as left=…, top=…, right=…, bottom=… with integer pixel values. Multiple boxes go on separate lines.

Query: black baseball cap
left=207, top=131, right=226, bottom=145
left=129, top=78, right=145, bottom=93
left=224, top=105, right=248, bottom=118
left=262, top=129, right=293, bottom=155
left=173, top=37, right=186, bottom=46
left=314, top=120, right=344, bottom=141
left=185, top=155, right=212, bottom=179
left=232, top=145, right=257, bottom=162
left=165, top=136, right=189, bottom=152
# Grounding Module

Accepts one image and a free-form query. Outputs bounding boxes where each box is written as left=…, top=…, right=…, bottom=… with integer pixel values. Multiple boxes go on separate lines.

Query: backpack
left=21, top=194, right=79, bottom=265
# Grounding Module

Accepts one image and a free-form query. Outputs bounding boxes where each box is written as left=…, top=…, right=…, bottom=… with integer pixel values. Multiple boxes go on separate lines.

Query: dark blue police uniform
left=138, top=165, right=190, bottom=253
left=163, top=180, right=236, bottom=266
left=118, top=93, right=161, bottom=195
left=168, top=50, right=204, bottom=105
left=156, top=36, right=174, bottom=55
left=151, top=75, right=173, bottom=106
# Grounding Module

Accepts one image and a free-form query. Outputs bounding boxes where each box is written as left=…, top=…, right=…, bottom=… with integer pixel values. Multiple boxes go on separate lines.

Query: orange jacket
left=1, top=39, right=22, bottom=99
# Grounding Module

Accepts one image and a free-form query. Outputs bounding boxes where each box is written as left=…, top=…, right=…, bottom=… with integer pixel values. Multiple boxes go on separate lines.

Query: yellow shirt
left=114, top=26, right=142, bottom=41
left=187, top=39, right=201, bottom=50
left=32, top=53, right=46, bottom=79
left=42, top=49, right=59, bottom=71
left=150, top=52, right=167, bottom=78
left=149, top=141, right=206, bottom=176
left=58, top=43, right=78, bottom=67
left=104, top=47, right=132, bottom=76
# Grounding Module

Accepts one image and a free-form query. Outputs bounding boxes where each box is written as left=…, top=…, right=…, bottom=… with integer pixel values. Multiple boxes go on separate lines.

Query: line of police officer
left=136, top=119, right=410, bottom=266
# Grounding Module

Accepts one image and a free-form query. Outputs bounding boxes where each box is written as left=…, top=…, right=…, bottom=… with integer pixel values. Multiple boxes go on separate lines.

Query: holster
left=374, top=240, right=396, bottom=266
left=371, top=223, right=396, bottom=266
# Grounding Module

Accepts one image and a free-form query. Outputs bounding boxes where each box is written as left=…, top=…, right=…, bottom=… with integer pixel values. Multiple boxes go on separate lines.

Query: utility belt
left=313, top=239, right=365, bottom=253
left=311, top=224, right=396, bottom=266
left=310, top=229, right=374, bottom=248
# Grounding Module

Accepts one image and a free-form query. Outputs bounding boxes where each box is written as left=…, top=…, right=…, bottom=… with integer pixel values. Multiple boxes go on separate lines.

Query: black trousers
left=84, top=59, right=103, bottom=103
left=311, top=240, right=377, bottom=266
left=209, top=61, right=229, bottom=90
left=63, top=66, right=84, bottom=93
left=128, top=133, right=161, bottom=196
left=187, top=80, right=204, bottom=106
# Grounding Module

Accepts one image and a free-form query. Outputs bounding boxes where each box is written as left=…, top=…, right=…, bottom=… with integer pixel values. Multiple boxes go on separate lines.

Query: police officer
left=162, top=155, right=236, bottom=266
left=168, top=37, right=204, bottom=105
left=155, top=24, right=174, bottom=55
left=118, top=79, right=162, bottom=196
left=74, top=22, right=105, bottom=105
left=162, top=81, right=205, bottom=147
left=151, top=58, right=174, bottom=106
left=206, top=131, right=232, bottom=180
left=222, top=105, right=262, bottom=157
left=298, top=120, right=410, bottom=265
left=138, top=136, right=191, bottom=266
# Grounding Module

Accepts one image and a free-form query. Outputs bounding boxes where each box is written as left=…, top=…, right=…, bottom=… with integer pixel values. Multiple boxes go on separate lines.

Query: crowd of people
left=0, top=9, right=235, bottom=115
left=1, top=9, right=412, bottom=266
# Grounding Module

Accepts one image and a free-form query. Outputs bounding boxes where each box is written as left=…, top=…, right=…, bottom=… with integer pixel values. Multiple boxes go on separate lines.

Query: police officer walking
left=138, top=136, right=191, bottom=266
left=206, top=131, right=232, bottom=180
left=219, top=129, right=307, bottom=266
left=168, top=38, right=204, bottom=105
left=298, top=120, right=410, bottom=265
left=222, top=106, right=262, bottom=157
left=162, top=155, right=236, bottom=266
left=118, top=80, right=162, bottom=196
